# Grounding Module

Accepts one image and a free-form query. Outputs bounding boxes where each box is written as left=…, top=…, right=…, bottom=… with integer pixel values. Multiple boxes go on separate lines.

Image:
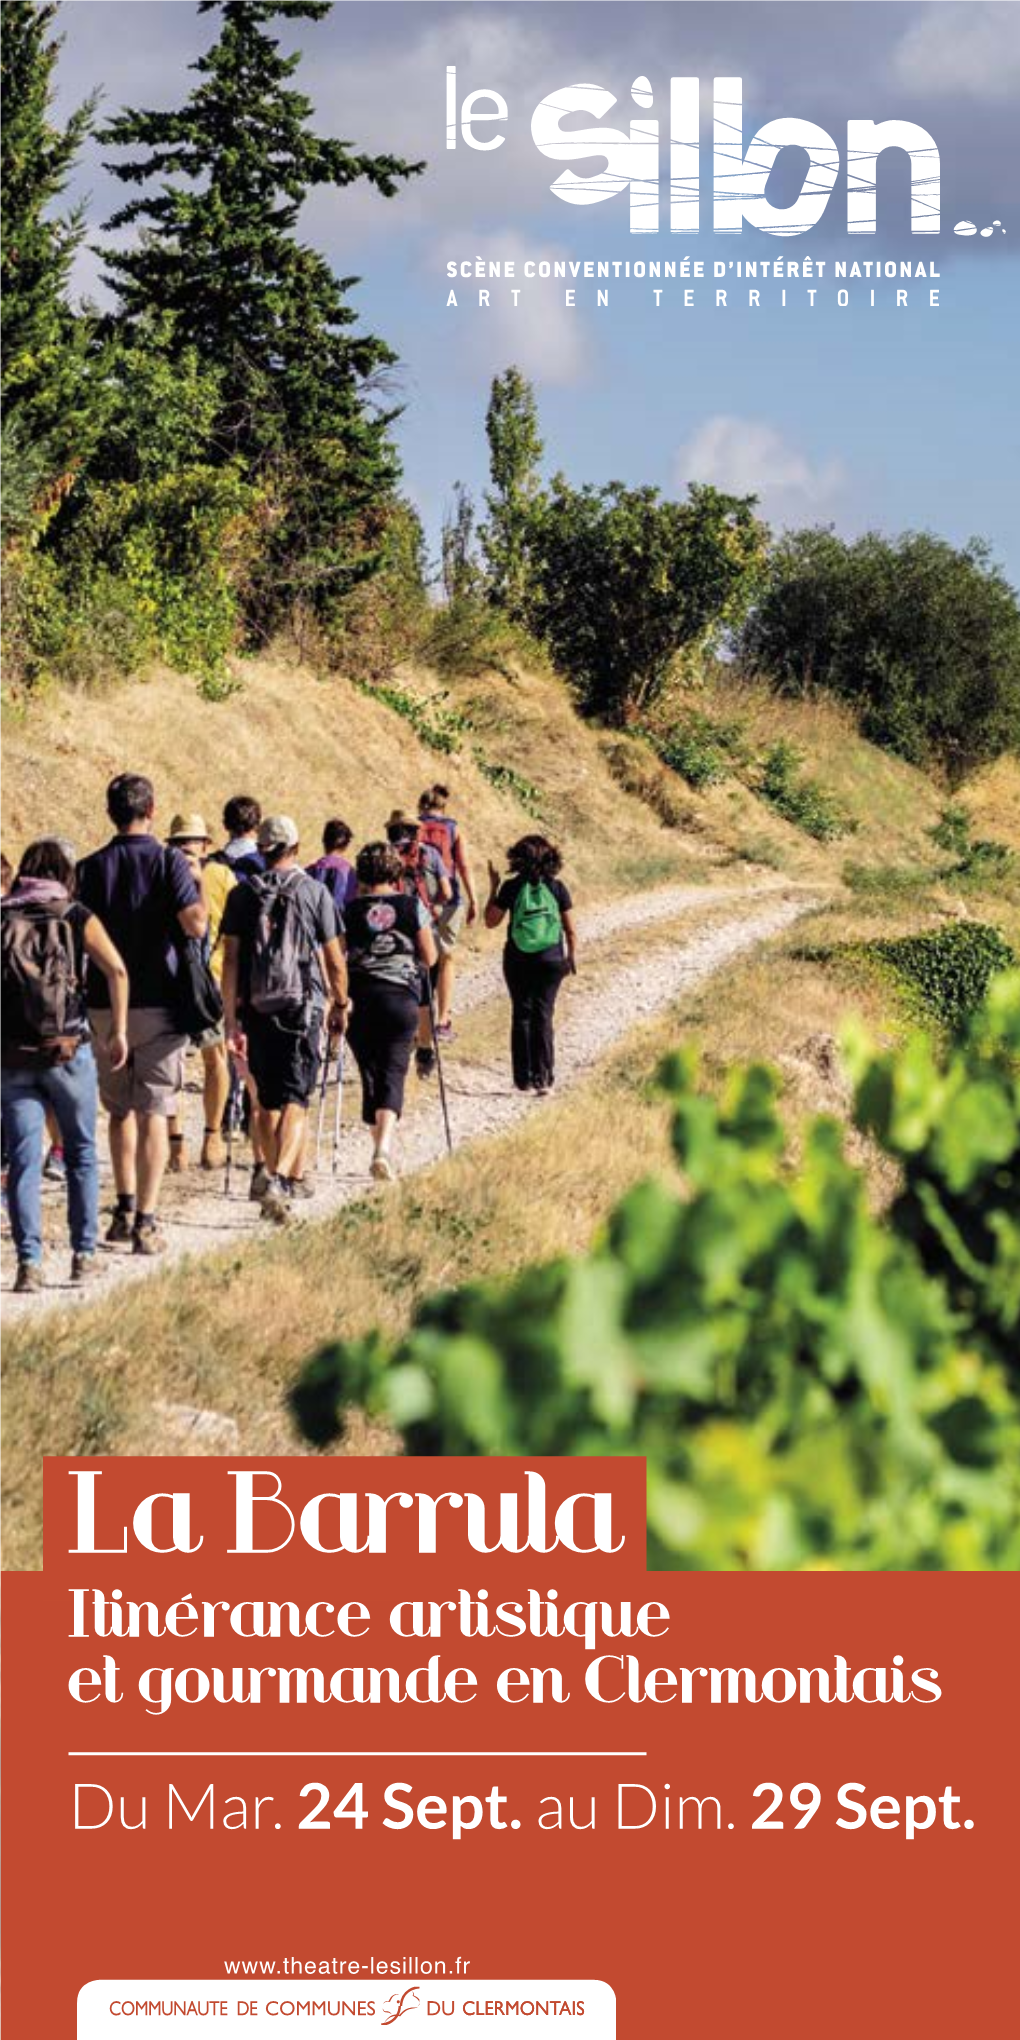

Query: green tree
left=440, top=483, right=481, bottom=605
left=99, top=0, right=425, bottom=627
left=0, top=0, right=97, bottom=465
left=482, top=365, right=543, bottom=616
left=525, top=480, right=765, bottom=723
left=737, top=527, right=1020, bottom=785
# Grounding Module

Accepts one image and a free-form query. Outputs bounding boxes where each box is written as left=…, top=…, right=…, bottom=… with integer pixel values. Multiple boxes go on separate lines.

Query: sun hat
left=257, top=814, right=300, bottom=853
left=167, top=812, right=211, bottom=844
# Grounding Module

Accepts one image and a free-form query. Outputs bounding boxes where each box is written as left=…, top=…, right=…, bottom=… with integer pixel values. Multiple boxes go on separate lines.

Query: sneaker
left=415, top=1047, right=436, bottom=1079
left=43, top=1145, right=66, bottom=1182
left=200, top=1129, right=226, bottom=1171
left=105, top=1208, right=135, bottom=1246
left=249, top=1164, right=271, bottom=1203
left=289, top=1176, right=316, bottom=1202
left=168, top=1135, right=189, bottom=1173
left=70, top=1252, right=99, bottom=1285
left=132, top=1220, right=167, bottom=1257
left=14, top=1261, right=43, bottom=1295
left=260, top=1178, right=293, bottom=1224
left=370, top=1153, right=396, bottom=1183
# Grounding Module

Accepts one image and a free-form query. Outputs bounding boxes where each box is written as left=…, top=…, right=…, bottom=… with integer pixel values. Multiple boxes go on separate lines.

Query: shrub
left=929, top=806, right=1015, bottom=884
left=292, top=974, right=1020, bottom=1570
left=650, top=715, right=730, bottom=789
left=758, top=739, right=852, bottom=840
left=361, top=678, right=470, bottom=755
left=736, top=527, right=1020, bottom=786
left=856, top=923, right=1016, bottom=1031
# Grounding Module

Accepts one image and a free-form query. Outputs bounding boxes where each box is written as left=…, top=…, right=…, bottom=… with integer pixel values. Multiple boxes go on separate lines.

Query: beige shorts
left=435, top=899, right=466, bottom=958
left=89, top=1006, right=188, bottom=1118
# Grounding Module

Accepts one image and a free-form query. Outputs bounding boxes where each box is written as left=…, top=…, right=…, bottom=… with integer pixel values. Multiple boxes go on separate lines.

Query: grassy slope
left=2, top=651, right=1017, bottom=1566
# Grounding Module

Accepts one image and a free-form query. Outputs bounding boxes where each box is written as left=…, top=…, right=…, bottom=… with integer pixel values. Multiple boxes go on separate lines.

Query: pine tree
left=1, top=0, right=97, bottom=466
left=482, top=366, right=544, bottom=617
left=99, top=0, right=424, bottom=623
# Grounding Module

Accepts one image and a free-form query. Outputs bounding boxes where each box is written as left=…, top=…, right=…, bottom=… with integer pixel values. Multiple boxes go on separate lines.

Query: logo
left=367, top=902, right=398, bottom=932
left=380, top=1984, right=420, bottom=2027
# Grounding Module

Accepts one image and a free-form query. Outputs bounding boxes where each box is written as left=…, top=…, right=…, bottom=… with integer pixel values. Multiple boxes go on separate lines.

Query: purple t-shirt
left=306, top=853, right=357, bottom=914
left=77, top=833, right=199, bottom=1010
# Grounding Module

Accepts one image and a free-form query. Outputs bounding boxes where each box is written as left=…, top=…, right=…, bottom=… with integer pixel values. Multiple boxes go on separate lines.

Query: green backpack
left=510, top=878, right=563, bottom=954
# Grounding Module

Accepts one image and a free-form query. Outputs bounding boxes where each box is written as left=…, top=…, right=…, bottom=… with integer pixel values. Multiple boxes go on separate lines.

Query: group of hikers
left=1, top=774, right=578, bottom=1294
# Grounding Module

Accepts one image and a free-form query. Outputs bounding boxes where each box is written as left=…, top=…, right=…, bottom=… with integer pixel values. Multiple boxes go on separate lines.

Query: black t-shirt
left=497, top=875, right=572, bottom=964
left=1, top=894, right=91, bottom=1047
left=77, top=834, right=199, bottom=1010
left=344, top=891, right=421, bottom=995
left=221, top=868, right=341, bottom=1012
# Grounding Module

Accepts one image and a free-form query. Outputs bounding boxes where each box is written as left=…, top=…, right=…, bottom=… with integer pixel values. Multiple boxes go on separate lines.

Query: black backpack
left=247, top=870, right=318, bottom=1018
left=1, top=897, right=83, bottom=1061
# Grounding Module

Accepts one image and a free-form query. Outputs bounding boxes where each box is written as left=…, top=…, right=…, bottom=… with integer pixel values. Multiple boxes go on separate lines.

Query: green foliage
left=737, top=527, right=1020, bottom=786
left=1, top=0, right=98, bottom=466
left=855, top=923, right=1017, bottom=1032
left=98, top=0, right=424, bottom=631
left=647, top=712, right=748, bottom=790
left=524, top=480, right=766, bottom=725
left=362, top=679, right=471, bottom=756
left=425, top=596, right=529, bottom=683
left=315, top=499, right=430, bottom=682
left=292, top=976, right=1020, bottom=1570
left=481, top=366, right=544, bottom=617
left=929, top=806, right=1015, bottom=884
left=758, top=739, right=852, bottom=840
left=474, top=758, right=544, bottom=818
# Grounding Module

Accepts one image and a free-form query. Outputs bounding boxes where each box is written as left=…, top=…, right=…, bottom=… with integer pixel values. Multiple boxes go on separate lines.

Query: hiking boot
left=43, top=1145, right=66, bottom=1183
left=415, top=1047, right=436, bottom=1080
left=200, top=1129, right=226, bottom=1171
left=289, top=1176, right=316, bottom=1202
left=70, top=1252, right=99, bottom=1285
left=370, top=1153, right=396, bottom=1183
left=14, top=1261, right=43, bottom=1295
left=132, top=1219, right=167, bottom=1257
left=249, top=1164, right=271, bottom=1202
left=260, top=1178, right=293, bottom=1224
left=168, top=1134, right=189, bottom=1173
left=105, top=1207, right=135, bottom=1246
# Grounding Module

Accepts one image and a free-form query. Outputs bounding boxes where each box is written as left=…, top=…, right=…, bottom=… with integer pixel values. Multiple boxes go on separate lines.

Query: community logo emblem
left=380, top=1984, right=420, bottom=2026
left=367, top=902, right=398, bottom=932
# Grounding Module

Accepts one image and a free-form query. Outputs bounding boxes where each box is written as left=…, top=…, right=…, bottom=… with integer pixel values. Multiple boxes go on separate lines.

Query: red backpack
left=418, top=813, right=457, bottom=878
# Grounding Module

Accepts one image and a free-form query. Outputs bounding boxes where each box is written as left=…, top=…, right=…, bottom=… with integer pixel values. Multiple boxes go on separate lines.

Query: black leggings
left=347, top=979, right=419, bottom=1123
left=503, top=948, right=566, bottom=1091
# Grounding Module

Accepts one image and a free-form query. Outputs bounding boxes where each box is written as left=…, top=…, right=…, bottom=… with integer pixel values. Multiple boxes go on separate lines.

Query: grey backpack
left=247, top=871, right=317, bottom=1018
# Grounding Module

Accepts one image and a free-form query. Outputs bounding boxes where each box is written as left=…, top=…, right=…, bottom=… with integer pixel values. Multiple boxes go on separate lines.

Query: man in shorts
left=78, top=772, right=208, bottom=1255
left=220, top=816, right=348, bottom=1223
left=417, top=784, right=478, bottom=1037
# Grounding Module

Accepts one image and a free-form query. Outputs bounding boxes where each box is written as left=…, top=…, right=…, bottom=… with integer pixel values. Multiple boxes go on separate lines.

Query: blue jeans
left=1, top=1044, right=100, bottom=1263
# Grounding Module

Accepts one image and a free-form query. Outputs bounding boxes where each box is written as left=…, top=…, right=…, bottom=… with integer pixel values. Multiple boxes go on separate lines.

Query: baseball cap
left=257, top=814, right=300, bottom=853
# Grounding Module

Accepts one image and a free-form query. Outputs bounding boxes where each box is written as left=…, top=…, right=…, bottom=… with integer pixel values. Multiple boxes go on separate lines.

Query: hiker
left=2, top=838, right=130, bottom=1292
left=220, top=815, right=348, bottom=1223
left=164, top=814, right=231, bottom=1172
left=417, top=783, right=478, bottom=1037
left=386, top=808, right=451, bottom=1080
left=307, top=819, right=358, bottom=912
left=485, top=834, right=577, bottom=1096
left=77, top=773, right=207, bottom=1255
left=203, top=795, right=267, bottom=1188
left=344, top=841, right=438, bottom=1181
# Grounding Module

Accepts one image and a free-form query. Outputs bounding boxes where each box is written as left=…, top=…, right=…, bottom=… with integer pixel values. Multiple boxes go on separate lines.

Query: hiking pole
left=426, top=976, right=454, bottom=1156
left=314, top=1034, right=332, bottom=1173
left=332, top=1038, right=345, bottom=1176
left=224, top=1058, right=244, bottom=1199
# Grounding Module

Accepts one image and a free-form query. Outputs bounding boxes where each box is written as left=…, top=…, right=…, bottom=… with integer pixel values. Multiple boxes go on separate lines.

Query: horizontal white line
left=68, top=1750, right=647, bottom=1759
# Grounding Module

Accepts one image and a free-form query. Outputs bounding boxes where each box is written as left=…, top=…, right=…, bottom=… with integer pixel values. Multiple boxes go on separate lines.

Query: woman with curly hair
left=484, top=834, right=577, bottom=1096
left=345, top=842, right=438, bottom=1181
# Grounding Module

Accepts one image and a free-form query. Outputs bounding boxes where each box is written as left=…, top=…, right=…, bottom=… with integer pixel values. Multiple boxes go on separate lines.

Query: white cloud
left=674, top=416, right=846, bottom=524
left=437, top=233, right=592, bottom=387
left=891, top=3, right=1020, bottom=103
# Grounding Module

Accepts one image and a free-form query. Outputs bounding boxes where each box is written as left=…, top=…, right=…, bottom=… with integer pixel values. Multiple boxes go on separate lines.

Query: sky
left=50, top=1, right=1020, bottom=583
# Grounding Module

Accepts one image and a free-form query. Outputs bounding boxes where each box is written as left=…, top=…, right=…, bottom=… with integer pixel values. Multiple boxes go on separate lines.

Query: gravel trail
left=1, top=884, right=815, bottom=1322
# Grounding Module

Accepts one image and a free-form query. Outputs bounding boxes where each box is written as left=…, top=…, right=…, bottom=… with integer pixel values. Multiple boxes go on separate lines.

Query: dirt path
left=1, top=880, right=817, bottom=1322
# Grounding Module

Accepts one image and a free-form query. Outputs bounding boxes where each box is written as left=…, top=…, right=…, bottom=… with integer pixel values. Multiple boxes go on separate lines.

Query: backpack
left=510, top=879, right=563, bottom=955
left=247, top=870, right=318, bottom=1018
left=1, top=897, right=83, bottom=1058
left=418, top=813, right=457, bottom=878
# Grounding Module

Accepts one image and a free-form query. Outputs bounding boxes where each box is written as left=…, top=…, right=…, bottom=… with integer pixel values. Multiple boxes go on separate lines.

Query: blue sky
left=52, top=2, right=1020, bottom=582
